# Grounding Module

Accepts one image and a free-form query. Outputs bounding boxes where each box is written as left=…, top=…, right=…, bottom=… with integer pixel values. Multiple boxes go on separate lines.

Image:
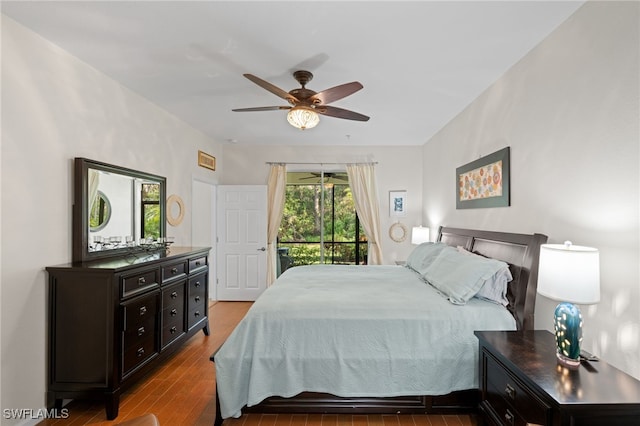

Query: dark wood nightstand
left=475, top=330, right=640, bottom=426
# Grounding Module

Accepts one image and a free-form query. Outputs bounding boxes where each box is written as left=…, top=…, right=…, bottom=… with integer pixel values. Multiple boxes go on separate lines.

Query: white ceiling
left=2, top=1, right=584, bottom=146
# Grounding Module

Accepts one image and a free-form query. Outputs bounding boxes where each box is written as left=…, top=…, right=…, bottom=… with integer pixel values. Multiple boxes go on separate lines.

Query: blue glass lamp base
left=553, top=302, right=583, bottom=370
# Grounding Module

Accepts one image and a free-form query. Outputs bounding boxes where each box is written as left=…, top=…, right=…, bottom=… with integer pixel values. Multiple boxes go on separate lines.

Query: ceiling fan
left=300, top=172, right=349, bottom=182
left=232, top=70, right=370, bottom=130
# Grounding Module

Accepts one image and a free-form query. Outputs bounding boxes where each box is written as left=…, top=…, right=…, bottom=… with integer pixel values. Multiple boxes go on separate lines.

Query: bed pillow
left=405, top=242, right=448, bottom=276
left=422, top=246, right=510, bottom=305
left=456, top=246, right=512, bottom=306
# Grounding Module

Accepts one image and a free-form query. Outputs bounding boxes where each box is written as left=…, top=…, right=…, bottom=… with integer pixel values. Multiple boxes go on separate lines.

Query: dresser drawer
left=187, top=305, right=206, bottom=329
left=123, top=333, right=157, bottom=376
left=122, top=314, right=156, bottom=351
left=187, top=272, right=206, bottom=329
left=122, top=269, right=158, bottom=298
left=162, top=281, right=186, bottom=310
left=161, top=281, right=185, bottom=348
left=162, top=316, right=185, bottom=348
left=188, top=273, right=206, bottom=299
left=485, top=352, right=550, bottom=426
left=161, top=261, right=187, bottom=283
left=122, top=292, right=158, bottom=333
left=189, top=256, right=208, bottom=273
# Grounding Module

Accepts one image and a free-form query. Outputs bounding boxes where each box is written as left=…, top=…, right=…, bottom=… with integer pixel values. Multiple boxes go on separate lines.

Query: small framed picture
left=389, top=190, right=407, bottom=217
left=198, top=150, right=216, bottom=171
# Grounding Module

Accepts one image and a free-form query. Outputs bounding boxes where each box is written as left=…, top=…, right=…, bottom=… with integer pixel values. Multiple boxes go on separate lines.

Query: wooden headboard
left=436, top=226, right=548, bottom=330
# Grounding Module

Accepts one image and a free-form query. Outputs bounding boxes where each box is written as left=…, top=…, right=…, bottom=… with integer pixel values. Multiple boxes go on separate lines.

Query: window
left=141, top=183, right=160, bottom=239
left=277, top=172, right=367, bottom=266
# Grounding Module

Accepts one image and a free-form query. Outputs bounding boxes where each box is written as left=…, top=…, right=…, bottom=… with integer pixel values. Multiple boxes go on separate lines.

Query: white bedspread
left=214, top=264, right=516, bottom=418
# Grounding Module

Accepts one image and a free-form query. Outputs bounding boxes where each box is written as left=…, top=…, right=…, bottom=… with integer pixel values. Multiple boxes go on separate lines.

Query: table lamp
left=537, top=241, right=600, bottom=369
left=411, top=226, right=430, bottom=245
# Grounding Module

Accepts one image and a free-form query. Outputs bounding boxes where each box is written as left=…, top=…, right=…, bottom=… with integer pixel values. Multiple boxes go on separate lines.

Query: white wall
left=222, top=144, right=424, bottom=264
left=2, top=2, right=638, bottom=421
left=422, top=1, right=639, bottom=378
left=0, top=16, right=221, bottom=424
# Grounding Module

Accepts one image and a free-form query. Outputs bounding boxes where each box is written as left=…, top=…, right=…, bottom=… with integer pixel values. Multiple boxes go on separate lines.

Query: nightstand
left=475, top=330, right=640, bottom=426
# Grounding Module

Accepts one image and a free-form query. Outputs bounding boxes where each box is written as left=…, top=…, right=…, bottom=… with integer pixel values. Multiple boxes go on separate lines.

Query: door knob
left=257, top=247, right=266, bottom=251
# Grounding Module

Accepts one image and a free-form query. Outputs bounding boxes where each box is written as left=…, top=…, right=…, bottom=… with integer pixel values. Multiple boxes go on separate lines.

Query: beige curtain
left=346, top=163, right=383, bottom=264
left=88, top=169, right=100, bottom=212
left=266, top=163, right=287, bottom=285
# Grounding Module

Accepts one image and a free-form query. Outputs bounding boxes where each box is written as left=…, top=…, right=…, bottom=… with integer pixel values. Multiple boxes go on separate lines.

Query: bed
left=212, top=226, right=547, bottom=424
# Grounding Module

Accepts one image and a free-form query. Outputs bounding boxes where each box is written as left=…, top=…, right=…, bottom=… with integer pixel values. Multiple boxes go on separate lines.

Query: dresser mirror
left=73, top=158, right=167, bottom=262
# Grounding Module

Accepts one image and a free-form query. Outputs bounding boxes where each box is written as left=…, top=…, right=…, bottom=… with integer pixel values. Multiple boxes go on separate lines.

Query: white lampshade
left=537, top=242, right=600, bottom=305
left=287, top=106, right=320, bottom=130
left=411, top=226, right=430, bottom=245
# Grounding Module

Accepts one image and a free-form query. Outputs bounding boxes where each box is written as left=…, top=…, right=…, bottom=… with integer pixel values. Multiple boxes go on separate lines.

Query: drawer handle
left=137, top=348, right=145, bottom=358
left=138, top=277, right=146, bottom=285
left=171, top=267, right=178, bottom=274
left=170, top=291, right=178, bottom=299
left=137, top=326, right=145, bottom=336
left=194, top=281, right=201, bottom=288
left=195, top=296, right=200, bottom=302
left=195, top=260, right=201, bottom=266
left=139, top=306, right=147, bottom=316
left=505, top=383, right=516, bottom=400
left=170, top=308, right=178, bottom=316
left=170, top=326, right=177, bottom=334
left=194, top=311, right=200, bottom=317
left=504, top=409, right=515, bottom=426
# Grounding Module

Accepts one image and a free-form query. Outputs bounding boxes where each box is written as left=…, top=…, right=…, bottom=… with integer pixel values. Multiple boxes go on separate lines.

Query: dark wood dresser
left=46, top=246, right=211, bottom=420
left=475, top=330, right=640, bottom=426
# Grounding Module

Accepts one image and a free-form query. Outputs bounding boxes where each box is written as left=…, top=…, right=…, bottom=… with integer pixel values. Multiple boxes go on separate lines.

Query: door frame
left=191, top=176, right=217, bottom=300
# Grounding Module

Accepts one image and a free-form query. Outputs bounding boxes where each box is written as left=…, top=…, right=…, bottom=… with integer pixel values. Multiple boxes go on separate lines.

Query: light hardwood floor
left=39, top=301, right=478, bottom=426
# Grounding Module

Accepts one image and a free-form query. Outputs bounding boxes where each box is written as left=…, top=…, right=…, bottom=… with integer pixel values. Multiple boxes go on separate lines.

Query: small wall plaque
left=198, top=150, right=216, bottom=171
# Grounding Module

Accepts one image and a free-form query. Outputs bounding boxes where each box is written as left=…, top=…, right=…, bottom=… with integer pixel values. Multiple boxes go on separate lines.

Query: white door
left=192, top=178, right=216, bottom=300
left=216, top=185, right=268, bottom=301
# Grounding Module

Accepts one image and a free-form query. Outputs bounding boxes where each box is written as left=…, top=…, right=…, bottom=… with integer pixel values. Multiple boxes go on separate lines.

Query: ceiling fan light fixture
left=287, top=106, right=320, bottom=130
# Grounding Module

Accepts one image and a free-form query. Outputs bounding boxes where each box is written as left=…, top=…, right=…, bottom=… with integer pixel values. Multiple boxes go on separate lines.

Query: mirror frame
left=73, top=158, right=167, bottom=263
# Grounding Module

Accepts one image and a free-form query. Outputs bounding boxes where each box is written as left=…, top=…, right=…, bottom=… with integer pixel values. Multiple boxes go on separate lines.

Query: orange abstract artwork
left=458, top=160, right=503, bottom=201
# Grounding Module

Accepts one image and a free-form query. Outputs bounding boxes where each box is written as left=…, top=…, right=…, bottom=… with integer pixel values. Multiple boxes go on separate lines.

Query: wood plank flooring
left=38, top=302, right=478, bottom=426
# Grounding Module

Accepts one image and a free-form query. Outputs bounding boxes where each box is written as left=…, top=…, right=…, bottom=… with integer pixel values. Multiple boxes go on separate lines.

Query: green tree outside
left=278, top=174, right=367, bottom=267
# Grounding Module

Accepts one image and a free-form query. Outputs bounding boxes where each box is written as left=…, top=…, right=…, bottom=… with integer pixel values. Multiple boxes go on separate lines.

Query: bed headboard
left=436, top=226, right=548, bottom=330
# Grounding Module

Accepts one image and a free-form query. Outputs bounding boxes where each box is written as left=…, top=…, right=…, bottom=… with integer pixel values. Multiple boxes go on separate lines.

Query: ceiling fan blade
left=243, top=74, right=299, bottom=103
left=232, top=106, right=291, bottom=112
left=317, top=105, right=370, bottom=122
left=310, top=82, right=363, bottom=105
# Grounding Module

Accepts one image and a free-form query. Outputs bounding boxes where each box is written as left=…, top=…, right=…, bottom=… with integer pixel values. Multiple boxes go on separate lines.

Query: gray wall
left=422, top=1, right=639, bottom=378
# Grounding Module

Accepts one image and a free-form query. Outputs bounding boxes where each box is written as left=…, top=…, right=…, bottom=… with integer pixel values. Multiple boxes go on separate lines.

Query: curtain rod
left=265, top=161, right=378, bottom=165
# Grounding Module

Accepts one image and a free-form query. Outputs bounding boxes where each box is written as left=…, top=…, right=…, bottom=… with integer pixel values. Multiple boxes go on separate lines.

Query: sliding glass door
left=277, top=172, right=367, bottom=268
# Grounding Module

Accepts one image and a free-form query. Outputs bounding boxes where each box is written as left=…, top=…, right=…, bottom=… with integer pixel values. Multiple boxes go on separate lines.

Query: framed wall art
left=198, top=150, right=216, bottom=171
left=389, top=190, right=407, bottom=217
left=456, top=147, right=510, bottom=209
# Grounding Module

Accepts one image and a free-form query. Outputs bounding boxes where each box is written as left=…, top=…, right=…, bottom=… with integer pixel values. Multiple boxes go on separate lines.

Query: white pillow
left=422, top=246, right=509, bottom=305
left=456, top=246, right=512, bottom=306
left=405, top=242, right=448, bottom=276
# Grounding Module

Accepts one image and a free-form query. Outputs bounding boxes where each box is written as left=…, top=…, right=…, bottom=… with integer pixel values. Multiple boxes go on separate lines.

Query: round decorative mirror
left=389, top=222, right=408, bottom=243
left=89, top=191, right=111, bottom=232
left=167, top=194, right=185, bottom=226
